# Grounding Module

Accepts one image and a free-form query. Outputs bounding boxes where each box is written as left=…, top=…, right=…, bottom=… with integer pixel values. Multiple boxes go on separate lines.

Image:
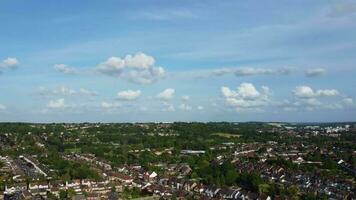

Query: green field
left=211, top=132, right=241, bottom=138
left=64, top=148, right=82, bottom=153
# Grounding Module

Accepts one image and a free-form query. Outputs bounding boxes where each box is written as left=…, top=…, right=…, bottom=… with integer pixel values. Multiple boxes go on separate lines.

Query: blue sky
left=0, top=0, right=356, bottom=122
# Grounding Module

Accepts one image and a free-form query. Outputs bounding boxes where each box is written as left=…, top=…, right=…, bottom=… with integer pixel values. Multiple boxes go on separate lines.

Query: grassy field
left=64, top=148, right=82, bottom=153
left=211, top=132, right=241, bottom=138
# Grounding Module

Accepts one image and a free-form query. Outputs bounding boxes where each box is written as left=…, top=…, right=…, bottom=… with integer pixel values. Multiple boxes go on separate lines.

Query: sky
left=0, top=0, right=356, bottom=123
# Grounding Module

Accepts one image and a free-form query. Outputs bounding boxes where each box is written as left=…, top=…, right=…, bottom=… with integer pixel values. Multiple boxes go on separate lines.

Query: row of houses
left=2, top=179, right=121, bottom=199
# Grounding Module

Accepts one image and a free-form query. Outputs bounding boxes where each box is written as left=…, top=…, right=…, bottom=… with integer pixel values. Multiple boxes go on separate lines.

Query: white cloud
left=47, top=98, right=66, bottom=109
left=1, top=57, right=19, bottom=69
left=0, top=104, right=6, bottom=110
left=221, top=87, right=237, bottom=98
left=97, top=52, right=165, bottom=84
left=225, top=98, right=268, bottom=108
left=78, top=88, right=98, bottom=96
left=317, top=89, right=339, bottom=97
left=97, top=57, right=125, bottom=75
left=209, top=67, right=296, bottom=77
left=101, top=101, right=121, bottom=109
left=221, top=83, right=270, bottom=110
left=124, top=53, right=155, bottom=70
left=281, top=86, right=347, bottom=111
left=42, top=100, right=95, bottom=114
left=222, top=83, right=270, bottom=100
left=293, top=86, right=339, bottom=98
left=162, top=102, right=175, bottom=112
left=179, top=103, right=192, bottom=111
left=166, top=105, right=175, bottom=112
left=54, top=64, right=77, bottom=74
left=293, top=86, right=315, bottom=98
left=211, top=68, right=235, bottom=76
left=197, top=105, right=204, bottom=110
left=182, top=95, right=190, bottom=101
left=38, top=86, right=98, bottom=97
left=117, top=90, right=141, bottom=100
left=157, top=88, right=175, bottom=101
left=285, top=98, right=348, bottom=111
left=323, top=103, right=343, bottom=110
left=235, top=68, right=274, bottom=76
left=51, top=86, right=76, bottom=96
left=305, top=68, right=326, bottom=77
left=297, top=98, right=322, bottom=106
left=278, top=67, right=296, bottom=75
left=125, top=66, right=165, bottom=84
left=342, top=97, right=354, bottom=106
left=236, top=83, right=262, bottom=99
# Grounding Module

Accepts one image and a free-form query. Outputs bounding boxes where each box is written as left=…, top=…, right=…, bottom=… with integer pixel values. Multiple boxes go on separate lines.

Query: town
left=0, top=122, right=354, bottom=199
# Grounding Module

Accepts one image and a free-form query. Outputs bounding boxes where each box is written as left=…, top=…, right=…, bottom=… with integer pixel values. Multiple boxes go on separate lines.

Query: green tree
left=59, top=190, right=67, bottom=200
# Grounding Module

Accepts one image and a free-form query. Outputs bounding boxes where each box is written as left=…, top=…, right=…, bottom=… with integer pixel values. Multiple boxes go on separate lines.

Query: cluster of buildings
left=1, top=152, right=274, bottom=200
left=3, top=179, right=119, bottom=200
left=0, top=123, right=355, bottom=200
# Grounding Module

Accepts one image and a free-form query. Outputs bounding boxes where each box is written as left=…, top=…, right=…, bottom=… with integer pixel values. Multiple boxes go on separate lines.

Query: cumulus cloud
left=280, top=86, right=346, bottom=112
left=54, top=64, right=78, bottom=74
left=124, top=53, right=155, bottom=69
left=221, top=83, right=271, bottom=111
left=157, top=88, right=175, bottom=101
left=293, top=86, right=315, bottom=98
left=0, top=58, right=20, bottom=74
left=2, top=58, right=19, bottom=69
left=47, top=98, right=66, bottom=109
left=97, top=57, right=125, bottom=75
left=293, top=86, right=339, bottom=98
left=117, top=90, right=141, bottom=100
left=305, top=68, right=326, bottom=77
left=97, top=52, right=165, bottom=84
